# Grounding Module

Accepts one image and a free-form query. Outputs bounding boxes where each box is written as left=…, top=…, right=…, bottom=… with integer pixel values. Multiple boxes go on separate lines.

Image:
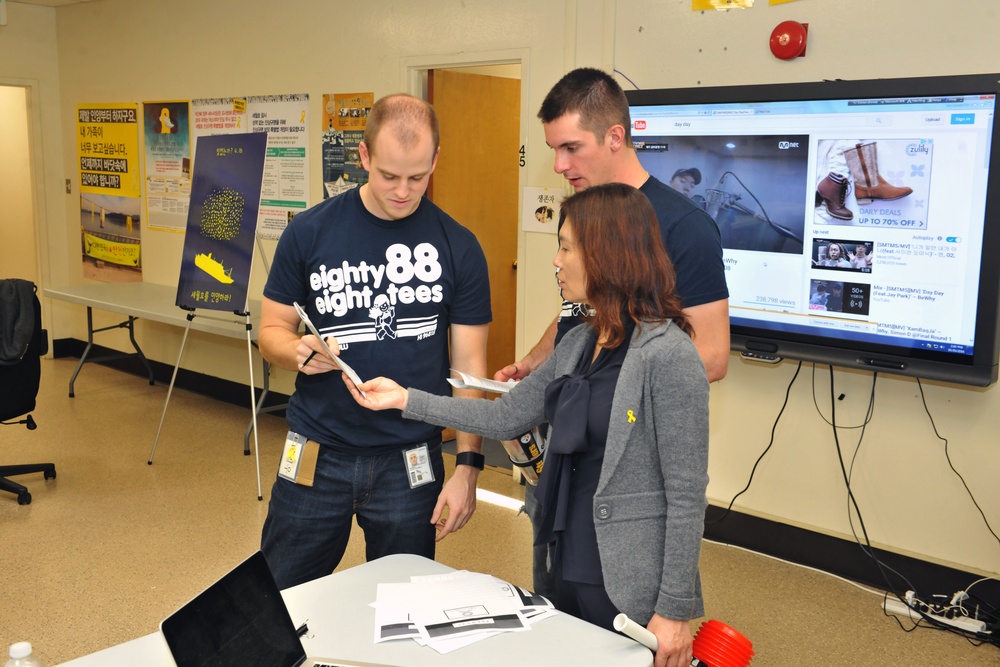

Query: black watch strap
left=455, top=451, right=485, bottom=470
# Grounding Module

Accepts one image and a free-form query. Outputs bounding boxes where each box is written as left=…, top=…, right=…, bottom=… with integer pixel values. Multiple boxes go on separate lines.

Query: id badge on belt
left=403, top=444, right=435, bottom=489
left=278, top=431, right=319, bottom=487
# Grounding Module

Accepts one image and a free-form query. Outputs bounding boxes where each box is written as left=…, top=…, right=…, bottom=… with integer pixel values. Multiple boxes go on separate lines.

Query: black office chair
left=1, top=279, right=56, bottom=505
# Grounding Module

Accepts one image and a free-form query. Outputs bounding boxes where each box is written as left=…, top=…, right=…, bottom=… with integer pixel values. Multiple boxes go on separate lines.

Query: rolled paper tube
left=613, top=613, right=658, bottom=651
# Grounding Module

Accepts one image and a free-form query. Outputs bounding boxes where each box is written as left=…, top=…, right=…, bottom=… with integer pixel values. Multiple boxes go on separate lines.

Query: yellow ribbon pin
left=627, top=409, right=636, bottom=423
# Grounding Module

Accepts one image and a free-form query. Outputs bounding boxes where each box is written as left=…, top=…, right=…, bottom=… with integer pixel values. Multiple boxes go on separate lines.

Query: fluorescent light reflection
left=475, top=488, right=524, bottom=512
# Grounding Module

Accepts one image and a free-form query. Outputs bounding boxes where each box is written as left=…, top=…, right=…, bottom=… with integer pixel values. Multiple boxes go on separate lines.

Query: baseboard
left=704, top=505, right=999, bottom=606
left=48, top=337, right=998, bottom=606
left=51, top=338, right=290, bottom=414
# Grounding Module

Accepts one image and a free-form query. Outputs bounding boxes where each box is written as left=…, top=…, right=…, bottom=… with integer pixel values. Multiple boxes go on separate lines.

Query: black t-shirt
left=556, top=175, right=728, bottom=344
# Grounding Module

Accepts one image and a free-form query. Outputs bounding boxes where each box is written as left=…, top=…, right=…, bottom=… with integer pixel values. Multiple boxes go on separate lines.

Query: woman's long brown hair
left=559, top=182, right=691, bottom=348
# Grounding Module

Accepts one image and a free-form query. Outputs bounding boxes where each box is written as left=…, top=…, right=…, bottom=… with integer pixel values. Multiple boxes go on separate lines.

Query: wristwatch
left=455, top=451, right=485, bottom=470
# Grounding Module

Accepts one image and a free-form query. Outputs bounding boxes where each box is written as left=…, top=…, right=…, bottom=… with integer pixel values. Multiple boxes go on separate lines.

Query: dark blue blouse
left=537, top=321, right=633, bottom=584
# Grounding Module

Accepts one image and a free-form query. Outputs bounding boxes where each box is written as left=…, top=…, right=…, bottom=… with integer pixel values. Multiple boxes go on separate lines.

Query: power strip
left=883, top=598, right=989, bottom=633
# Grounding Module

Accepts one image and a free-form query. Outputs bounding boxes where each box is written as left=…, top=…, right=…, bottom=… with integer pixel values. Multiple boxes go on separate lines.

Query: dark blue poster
left=176, top=132, right=268, bottom=311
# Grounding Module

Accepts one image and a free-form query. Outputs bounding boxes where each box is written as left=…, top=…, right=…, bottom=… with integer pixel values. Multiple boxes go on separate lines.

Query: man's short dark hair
left=537, top=68, right=632, bottom=143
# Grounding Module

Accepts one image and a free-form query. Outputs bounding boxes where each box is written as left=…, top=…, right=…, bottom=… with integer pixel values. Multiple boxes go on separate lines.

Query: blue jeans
left=261, top=440, right=445, bottom=590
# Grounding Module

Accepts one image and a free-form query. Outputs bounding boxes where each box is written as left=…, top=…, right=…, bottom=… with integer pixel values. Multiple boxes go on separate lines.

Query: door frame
left=401, top=49, right=531, bottom=358
left=1, top=77, right=50, bottom=344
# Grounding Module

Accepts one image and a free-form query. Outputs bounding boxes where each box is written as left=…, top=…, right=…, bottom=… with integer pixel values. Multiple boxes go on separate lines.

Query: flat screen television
left=627, top=73, right=1000, bottom=386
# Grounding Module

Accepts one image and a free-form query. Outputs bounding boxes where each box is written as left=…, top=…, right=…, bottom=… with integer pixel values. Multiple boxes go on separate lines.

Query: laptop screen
left=160, top=551, right=305, bottom=667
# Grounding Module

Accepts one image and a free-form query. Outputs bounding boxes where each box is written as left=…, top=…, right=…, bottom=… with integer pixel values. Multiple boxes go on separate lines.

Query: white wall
left=42, top=0, right=572, bottom=395
left=611, top=0, right=1000, bottom=576
left=8, top=0, right=1000, bottom=577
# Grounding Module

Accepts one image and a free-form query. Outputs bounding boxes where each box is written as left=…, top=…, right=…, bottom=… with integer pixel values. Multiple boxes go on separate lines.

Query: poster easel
left=242, top=233, right=288, bottom=455
left=146, top=132, right=269, bottom=499
left=147, top=306, right=263, bottom=499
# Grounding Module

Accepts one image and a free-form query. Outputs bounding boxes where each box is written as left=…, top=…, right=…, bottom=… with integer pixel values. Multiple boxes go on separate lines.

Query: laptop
left=160, top=551, right=394, bottom=667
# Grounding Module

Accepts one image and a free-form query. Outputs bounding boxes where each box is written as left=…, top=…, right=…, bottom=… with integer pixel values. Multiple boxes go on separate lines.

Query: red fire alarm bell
left=770, top=21, right=808, bottom=60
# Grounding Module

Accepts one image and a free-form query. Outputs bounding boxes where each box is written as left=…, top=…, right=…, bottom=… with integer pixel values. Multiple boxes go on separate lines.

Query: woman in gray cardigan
left=345, top=183, right=709, bottom=667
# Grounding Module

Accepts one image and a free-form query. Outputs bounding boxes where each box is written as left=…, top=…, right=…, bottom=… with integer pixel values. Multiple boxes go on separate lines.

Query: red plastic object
left=693, top=619, right=754, bottom=667
left=769, top=20, right=808, bottom=60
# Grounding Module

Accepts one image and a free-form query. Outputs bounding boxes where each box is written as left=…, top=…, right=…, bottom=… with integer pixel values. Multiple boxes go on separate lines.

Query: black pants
left=554, top=573, right=620, bottom=632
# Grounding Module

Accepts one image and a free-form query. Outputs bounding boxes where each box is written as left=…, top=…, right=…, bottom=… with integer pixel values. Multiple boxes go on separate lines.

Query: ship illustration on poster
left=194, top=252, right=235, bottom=284
left=176, top=132, right=268, bottom=311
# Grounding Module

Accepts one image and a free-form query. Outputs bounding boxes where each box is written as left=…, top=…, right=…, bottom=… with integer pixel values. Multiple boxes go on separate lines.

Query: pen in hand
left=300, top=349, right=319, bottom=369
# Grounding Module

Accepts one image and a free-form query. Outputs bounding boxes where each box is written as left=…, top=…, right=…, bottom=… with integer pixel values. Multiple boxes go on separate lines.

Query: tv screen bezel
left=626, top=73, right=1000, bottom=387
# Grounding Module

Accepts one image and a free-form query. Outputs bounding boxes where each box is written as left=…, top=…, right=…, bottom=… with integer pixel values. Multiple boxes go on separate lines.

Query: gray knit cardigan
left=404, top=320, right=709, bottom=623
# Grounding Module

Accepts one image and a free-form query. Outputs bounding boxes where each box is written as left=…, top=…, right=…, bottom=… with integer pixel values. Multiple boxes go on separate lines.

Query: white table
left=45, top=282, right=262, bottom=397
left=45, top=283, right=278, bottom=455
left=55, top=554, right=653, bottom=667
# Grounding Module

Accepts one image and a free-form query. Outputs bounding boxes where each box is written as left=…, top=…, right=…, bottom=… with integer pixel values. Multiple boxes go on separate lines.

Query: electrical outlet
left=65, top=179, right=72, bottom=194
left=883, top=598, right=989, bottom=633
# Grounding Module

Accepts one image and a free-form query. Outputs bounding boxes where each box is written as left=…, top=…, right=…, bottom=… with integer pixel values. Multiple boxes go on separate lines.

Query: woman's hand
left=342, top=374, right=409, bottom=412
left=647, top=614, right=693, bottom=667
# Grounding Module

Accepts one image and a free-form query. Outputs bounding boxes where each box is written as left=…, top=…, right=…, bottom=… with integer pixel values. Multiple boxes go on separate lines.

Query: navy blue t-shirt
left=556, top=175, right=728, bottom=343
left=264, top=188, right=492, bottom=452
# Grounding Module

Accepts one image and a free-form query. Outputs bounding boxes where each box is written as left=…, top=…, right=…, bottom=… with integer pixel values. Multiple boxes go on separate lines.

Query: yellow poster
left=77, top=103, right=141, bottom=198
left=692, top=0, right=753, bottom=9
left=82, top=232, right=141, bottom=267
left=328, top=92, right=374, bottom=131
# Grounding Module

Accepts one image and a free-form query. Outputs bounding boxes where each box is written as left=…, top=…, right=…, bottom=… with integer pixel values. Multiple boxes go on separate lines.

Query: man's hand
left=260, top=297, right=343, bottom=375
left=647, top=614, right=693, bottom=667
left=493, top=317, right=558, bottom=382
left=493, top=361, right=531, bottom=383
left=296, top=334, right=341, bottom=375
left=430, top=464, right=479, bottom=541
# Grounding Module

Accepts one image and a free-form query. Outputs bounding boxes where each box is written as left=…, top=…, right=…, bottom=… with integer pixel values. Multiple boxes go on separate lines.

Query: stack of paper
left=372, top=570, right=556, bottom=655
